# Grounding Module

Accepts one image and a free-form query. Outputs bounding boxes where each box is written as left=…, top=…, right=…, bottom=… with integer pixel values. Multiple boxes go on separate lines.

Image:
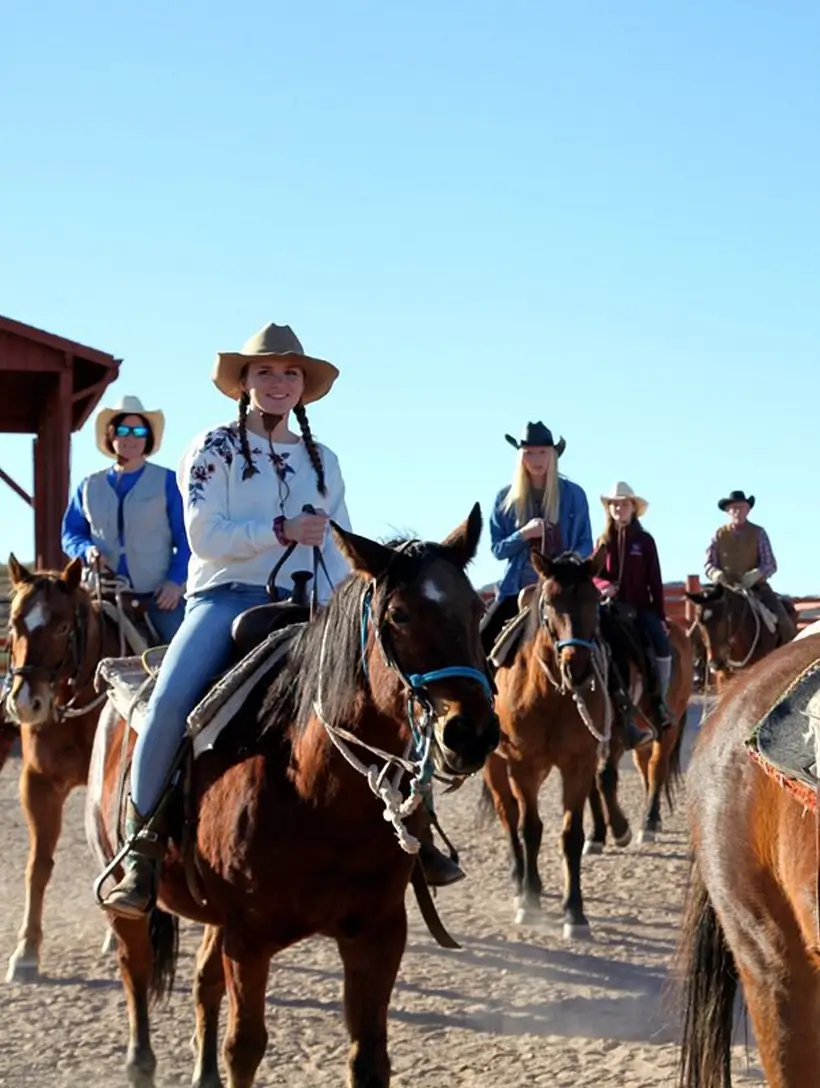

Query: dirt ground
left=0, top=699, right=764, bottom=1087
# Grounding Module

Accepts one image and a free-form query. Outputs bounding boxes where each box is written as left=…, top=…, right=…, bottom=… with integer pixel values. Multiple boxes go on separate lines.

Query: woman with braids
left=101, top=322, right=459, bottom=918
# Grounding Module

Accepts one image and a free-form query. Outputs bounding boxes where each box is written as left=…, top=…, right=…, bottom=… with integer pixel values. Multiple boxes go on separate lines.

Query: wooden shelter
left=0, top=315, right=121, bottom=569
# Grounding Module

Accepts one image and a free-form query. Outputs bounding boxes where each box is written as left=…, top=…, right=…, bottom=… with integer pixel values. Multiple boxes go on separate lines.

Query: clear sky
left=1, top=2, right=817, bottom=593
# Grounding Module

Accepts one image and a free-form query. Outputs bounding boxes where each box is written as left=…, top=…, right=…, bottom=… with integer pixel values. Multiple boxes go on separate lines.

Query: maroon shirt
left=594, top=520, right=666, bottom=618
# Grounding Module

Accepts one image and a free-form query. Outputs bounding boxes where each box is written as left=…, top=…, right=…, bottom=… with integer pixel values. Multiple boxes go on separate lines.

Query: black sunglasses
left=114, top=424, right=149, bottom=439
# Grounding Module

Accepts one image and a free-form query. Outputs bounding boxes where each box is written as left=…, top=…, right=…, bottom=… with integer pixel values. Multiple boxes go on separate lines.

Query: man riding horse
left=704, top=489, right=797, bottom=643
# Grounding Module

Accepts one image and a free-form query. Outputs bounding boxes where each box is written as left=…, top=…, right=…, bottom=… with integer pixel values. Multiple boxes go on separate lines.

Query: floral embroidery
left=187, top=426, right=263, bottom=504
left=269, top=449, right=295, bottom=483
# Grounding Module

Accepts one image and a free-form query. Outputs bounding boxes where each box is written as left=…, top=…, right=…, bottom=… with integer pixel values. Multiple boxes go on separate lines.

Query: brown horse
left=586, top=619, right=694, bottom=850
left=482, top=546, right=612, bottom=937
left=3, top=554, right=131, bottom=981
left=685, top=581, right=796, bottom=690
left=678, top=633, right=820, bottom=1087
left=88, top=509, right=500, bottom=1088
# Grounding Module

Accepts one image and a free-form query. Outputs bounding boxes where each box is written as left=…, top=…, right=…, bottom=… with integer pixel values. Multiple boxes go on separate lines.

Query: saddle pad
left=94, top=652, right=165, bottom=732
left=746, top=658, right=820, bottom=794
left=188, top=625, right=301, bottom=758
left=490, top=608, right=531, bottom=669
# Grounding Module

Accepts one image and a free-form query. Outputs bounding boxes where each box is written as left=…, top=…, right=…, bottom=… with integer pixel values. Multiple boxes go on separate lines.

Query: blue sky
left=1, top=2, right=817, bottom=593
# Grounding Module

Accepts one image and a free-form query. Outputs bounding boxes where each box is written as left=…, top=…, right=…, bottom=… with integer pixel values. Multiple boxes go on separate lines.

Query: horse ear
left=531, top=547, right=552, bottom=580
left=8, top=553, right=34, bottom=588
left=331, top=522, right=394, bottom=580
left=441, top=503, right=482, bottom=568
left=588, top=541, right=607, bottom=578
left=62, top=557, right=84, bottom=592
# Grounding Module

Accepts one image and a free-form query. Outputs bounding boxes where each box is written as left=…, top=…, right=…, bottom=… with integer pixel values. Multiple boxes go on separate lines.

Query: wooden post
left=684, top=573, right=701, bottom=625
left=33, top=370, right=72, bottom=570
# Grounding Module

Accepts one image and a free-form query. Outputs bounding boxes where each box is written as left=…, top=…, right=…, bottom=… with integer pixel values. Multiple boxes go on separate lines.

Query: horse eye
left=56, top=622, right=71, bottom=636
left=389, top=607, right=411, bottom=627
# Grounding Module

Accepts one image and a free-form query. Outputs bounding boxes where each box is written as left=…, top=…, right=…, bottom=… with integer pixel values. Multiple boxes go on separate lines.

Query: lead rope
left=726, top=587, right=762, bottom=669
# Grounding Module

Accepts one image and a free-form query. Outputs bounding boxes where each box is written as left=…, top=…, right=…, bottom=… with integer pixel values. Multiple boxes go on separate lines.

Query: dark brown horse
left=586, top=619, right=694, bottom=850
left=482, top=546, right=614, bottom=937
left=2, top=554, right=126, bottom=981
left=685, top=582, right=796, bottom=690
left=678, top=633, right=820, bottom=1087
left=88, top=509, right=500, bottom=1088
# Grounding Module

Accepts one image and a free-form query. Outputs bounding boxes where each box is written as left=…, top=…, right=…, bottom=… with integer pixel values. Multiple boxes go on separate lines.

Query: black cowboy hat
left=504, top=421, right=566, bottom=457
left=718, top=489, right=756, bottom=512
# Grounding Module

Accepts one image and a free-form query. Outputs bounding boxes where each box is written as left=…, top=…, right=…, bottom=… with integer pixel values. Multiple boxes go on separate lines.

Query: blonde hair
left=503, top=448, right=560, bottom=526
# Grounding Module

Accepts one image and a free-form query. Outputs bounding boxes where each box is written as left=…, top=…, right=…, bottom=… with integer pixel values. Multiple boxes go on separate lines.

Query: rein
left=314, top=573, right=494, bottom=856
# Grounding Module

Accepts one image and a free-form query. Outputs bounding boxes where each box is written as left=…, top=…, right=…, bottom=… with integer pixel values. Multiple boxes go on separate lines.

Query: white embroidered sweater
left=178, top=422, right=352, bottom=601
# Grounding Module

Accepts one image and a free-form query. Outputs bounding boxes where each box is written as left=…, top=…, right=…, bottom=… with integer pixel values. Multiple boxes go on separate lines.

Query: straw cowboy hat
left=718, top=489, right=755, bottom=512
left=601, top=481, right=648, bottom=518
left=212, top=322, right=339, bottom=404
left=504, top=421, right=566, bottom=457
left=95, top=395, right=165, bottom=458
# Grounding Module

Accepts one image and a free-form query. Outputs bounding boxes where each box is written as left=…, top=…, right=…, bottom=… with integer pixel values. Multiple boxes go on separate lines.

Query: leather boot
left=610, top=686, right=655, bottom=750
left=417, top=809, right=465, bottom=887
left=101, top=797, right=168, bottom=919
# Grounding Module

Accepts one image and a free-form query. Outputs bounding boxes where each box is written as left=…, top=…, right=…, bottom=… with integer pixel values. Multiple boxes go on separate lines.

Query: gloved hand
left=707, top=568, right=726, bottom=586
left=741, top=569, right=762, bottom=588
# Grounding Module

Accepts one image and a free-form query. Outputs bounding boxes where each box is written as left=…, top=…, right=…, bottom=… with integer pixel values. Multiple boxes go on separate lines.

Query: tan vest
left=716, top=522, right=761, bottom=577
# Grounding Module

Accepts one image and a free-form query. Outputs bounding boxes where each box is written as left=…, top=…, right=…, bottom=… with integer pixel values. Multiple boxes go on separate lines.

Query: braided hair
left=237, top=391, right=259, bottom=480
left=294, top=402, right=327, bottom=496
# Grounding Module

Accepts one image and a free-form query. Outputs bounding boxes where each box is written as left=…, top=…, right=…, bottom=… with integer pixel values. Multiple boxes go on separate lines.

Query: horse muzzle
left=559, top=649, right=594, bottom=692
left=5, top=678, right=53, bottom=727
left=432, top=709, right=500, bottom=776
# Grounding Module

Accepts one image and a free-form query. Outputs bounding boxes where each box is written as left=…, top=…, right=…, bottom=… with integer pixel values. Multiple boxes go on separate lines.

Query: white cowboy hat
left=212, top=322, right=339, bottom=404
left=600, top=481, right=648, bottom=518
left=94, top=395, right=165, bottom=459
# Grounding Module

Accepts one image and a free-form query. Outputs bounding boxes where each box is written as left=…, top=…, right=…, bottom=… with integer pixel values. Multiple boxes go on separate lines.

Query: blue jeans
left=145, top=598, right=186, bottom=645
left=130, top=582, right=270, bottom=814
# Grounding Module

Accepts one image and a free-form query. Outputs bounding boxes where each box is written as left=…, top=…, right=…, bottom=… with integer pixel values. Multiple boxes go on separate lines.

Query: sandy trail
left=0, top=701, right=764, bottom=1086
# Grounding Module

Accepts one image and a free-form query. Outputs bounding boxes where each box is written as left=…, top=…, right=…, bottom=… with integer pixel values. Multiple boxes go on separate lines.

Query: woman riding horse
left=595, top=481, right=671, bottom=746
left=60, top=395, right=190, bottom=645
left=481, top=421, right=593, bottom=654
left=98, top=322, right=458, bottom=918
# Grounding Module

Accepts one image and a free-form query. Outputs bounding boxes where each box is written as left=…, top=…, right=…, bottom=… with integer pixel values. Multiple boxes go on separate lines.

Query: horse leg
left=483, top=754, right=524, bottom=904
left=584, top=774, right=607, bottom=855
left=592, top=748, right=632, bottom=852
left=192, top=925, right=226, bottom=1088
left=560, top=767, right=594, bottom=939
left=634, top=726, right=676, bottom=844
left=336, top=904, right=407, bottom=1087
left=115, top=915, right=158, bottom=1088
left=221, top=941, right=271, bottom=1088
left=508, top=768, right=546, bottom=925
left=6, top=766, right=67, bottom=982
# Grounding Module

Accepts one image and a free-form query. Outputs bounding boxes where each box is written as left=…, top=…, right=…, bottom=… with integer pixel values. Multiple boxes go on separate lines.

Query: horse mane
left=259, top=536, right=460, bottom=739
left=542, top=551, right=592, bottom=585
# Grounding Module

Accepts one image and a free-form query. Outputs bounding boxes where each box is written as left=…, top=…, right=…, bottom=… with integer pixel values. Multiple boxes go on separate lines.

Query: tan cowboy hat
left=601, top=481, right=648, bottom=518
left=94, top=395, right=165, bottom=459
left=212, top=322, right=339, bottom=404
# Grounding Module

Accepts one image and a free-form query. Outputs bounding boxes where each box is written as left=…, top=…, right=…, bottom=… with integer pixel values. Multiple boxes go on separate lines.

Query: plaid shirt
left=705, top=525, right=777, bottom=580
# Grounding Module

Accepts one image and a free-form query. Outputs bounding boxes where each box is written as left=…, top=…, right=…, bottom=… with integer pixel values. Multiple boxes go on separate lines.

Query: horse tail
left=677, top=861, right=737, bottom=1088
left=148, top=906, right=179, bottom=1005
left=475, top=779, right=496, bottom=828
left=664, top=709, right=687, bottom=812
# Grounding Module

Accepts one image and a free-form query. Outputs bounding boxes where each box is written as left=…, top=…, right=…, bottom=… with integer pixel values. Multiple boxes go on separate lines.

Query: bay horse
left=88, top=508, right=500, bottom=1088
left=586, top=618, right=694, bottom=849
left=482, top=546, right=611, bottom=936
left=3, top=554, right=136, bottom=981
left=678, top=632, right=820, bottom=1087
left=685, top=581, right=796, bottom=690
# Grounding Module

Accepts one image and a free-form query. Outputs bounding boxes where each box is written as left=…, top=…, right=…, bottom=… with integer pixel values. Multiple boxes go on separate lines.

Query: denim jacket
left=489, top=476, right=593, bottom=600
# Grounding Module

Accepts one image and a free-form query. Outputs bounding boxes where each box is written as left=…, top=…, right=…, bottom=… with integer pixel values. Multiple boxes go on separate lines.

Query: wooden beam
left=0, top=467, right=32, bottom=506
left=33, top=370, right=72, bottom=570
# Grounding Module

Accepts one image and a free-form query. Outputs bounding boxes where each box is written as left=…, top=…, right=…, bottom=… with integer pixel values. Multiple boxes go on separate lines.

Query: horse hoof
left=126, top=1060, right=156, bottom=1088
left=582, top=840, right=604, bottom=856
left=5, top=953, right=40, bottom=984
left=638, top=829, right=656, bottom=845
left=513, top=896, right=542, bottom=925
left=613, top=828, right=633, bottom=849
left=563, top=921, right=592, bottom=941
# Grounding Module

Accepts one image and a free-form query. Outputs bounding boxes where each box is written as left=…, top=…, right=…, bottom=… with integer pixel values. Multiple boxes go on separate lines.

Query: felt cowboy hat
left=718, top=489, right=755, bottom=512
left=601, top=481, right=648, bottom=518
left=504, top=421, right=566, bottom=457
left=94, top=395, right=165, bottom=459
left=212, top=322, right=339, bottom=404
